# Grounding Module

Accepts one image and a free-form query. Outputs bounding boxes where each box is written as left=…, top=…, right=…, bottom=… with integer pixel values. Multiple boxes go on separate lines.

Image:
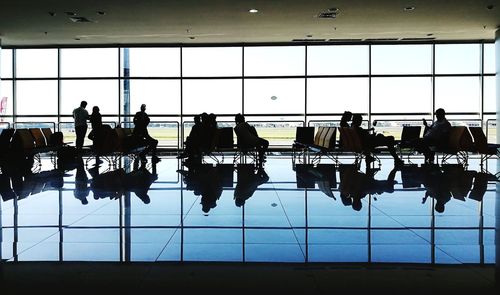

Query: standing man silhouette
left=133, top=104, right=160, bottom=163
left=73, top=100, right=89, bottom=152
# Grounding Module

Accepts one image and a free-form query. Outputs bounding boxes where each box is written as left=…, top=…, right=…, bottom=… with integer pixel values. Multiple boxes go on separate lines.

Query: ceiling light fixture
left=249, top=8, right=258, bottom=13
left=486, top=5, right=494, bottom=10
left=65, top=11, right=77, bottom=16
left=403, top=6, right=415, bottom=11
left=96, top=11, right=106, bottom=16
left=48, top=12, right=56, bottom=17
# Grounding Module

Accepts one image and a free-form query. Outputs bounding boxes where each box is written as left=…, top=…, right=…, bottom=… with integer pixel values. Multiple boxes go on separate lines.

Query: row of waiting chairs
left=292, top=125, right=500, bottom=167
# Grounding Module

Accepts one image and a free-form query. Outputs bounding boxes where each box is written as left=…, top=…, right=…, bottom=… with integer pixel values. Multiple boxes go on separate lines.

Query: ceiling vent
left=69, top=16, right=92, bottom=23
left=318, top=12, right=337, bottom=18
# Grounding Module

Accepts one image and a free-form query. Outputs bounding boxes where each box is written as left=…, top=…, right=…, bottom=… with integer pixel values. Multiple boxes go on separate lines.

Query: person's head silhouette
left=351, top=114, right=363, bottom=127
left=92, top=106, right=99, bottom=113
left=341, top=111, right=352, bottom=123
left=140, top=104, right=146, bottom=112
left=80, top=100, right=87, bottom=108
left=235, top=113, right=245, bottom=124
left=435, top=108, right=446, bottom=120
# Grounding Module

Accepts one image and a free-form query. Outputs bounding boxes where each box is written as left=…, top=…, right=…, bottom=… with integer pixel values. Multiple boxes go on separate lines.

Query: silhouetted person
left=73, top=100, right=89, bottom=152
left=416, top=108, right=451, bottom=164
left=179, top=164, right=223, bottom=214
left=133, top=104, right=160, bottom=163
left=234, top=165, right=269, bottom=207
left=74, top=157, right=89, bottom=205
left=234, top=113, right=269, bottom=166
left=339, top=111, right=352, bottom=127
left=178, top=114, right=202, bottom=159
left=351, top=114, right=404, bottom=166
left=127, top=159, right=158, bottom=204
left=89, top=106, right=104, bottom=165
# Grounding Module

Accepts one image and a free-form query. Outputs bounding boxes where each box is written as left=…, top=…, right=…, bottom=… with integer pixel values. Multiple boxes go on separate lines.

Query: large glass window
left=60, top=80, right=119, bottom=115
left=244, top=46, right=305, bottom=76
left=371, top=77, right=432, bottom=113
left=1, top=49, right=13, bottom=78
left=435, top=77, right=480, bottom=113
left=483, top=43, right=495, bottom=74
left=183, top=79, right=242, bottom=114
left=126, top=48, right=180, bottom=77
left=244, top=78, right=305, bottom=114
left=307, top=78, right=368, bottom=114
left=183, top=47, right=242, bottom=77
left=307, top=45, right=369, bottom=75
left=16, top=80, right=58, bottom=115
left=16, top=49, right=58, bottom=78
left=60, top=48, right=118, bottom=77
left=435, top=44, right=481, bottom=74
left=484, top=76, right=496, bottom=113
left=127, top=79, right=181, bottom=115
left=372, top=45, right=432, bottom=75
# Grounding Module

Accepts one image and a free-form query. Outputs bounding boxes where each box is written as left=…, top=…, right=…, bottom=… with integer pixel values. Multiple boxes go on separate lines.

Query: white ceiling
left=0, top=0, right=499, bottom=46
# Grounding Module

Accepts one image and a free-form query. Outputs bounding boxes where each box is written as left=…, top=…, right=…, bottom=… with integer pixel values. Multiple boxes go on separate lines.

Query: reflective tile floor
left=0, top=154, right=498, bottom=265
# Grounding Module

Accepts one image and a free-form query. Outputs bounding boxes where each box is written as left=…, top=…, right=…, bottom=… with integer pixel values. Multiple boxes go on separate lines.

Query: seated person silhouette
left=178, top=114, right=203, bottom=160
left=132, top=104, right=160, bottom=163
left=339, top=111, right=352, bottom=128
left=234, top=165, right=269, bottom=207
left=234, top=113, right=269, bottom=166
left=351, top=114, right=404, bottom=166
left=415, top=108, right=451, bottom=164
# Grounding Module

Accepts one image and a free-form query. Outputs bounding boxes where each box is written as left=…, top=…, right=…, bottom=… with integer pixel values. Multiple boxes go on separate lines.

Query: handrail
left=246, top=120, right=305, bottom=147
left=0, top=122, right=11, bottom=129
left=58, top=121, right=117, bottom=131
left=13, top=121, right=56, bottom=131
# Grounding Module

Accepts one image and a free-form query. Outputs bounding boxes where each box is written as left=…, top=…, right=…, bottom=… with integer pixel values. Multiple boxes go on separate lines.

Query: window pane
left=183, top=47, right=242, bottom=77
left=371, top=77, right=432, bottom=114
left=1, top=49, right=13, bottom=78
left=127, top=79, right=180, bottom=115
left=435, top=77, right=480, bottom=113
left=244, top=78, right=304, bottom=114
left=484, top=76, right=496, bottom=112
left=0, top=80, right=13, bottom=121
left=61, top=48, right=118, bottom=77
left=484, top=43, right=495, bottom=74
left=307, top=78, right=368, bottom=114
left=126, top=48, right=180, bottom=77
left=435, top=44, right=480, bottom=74
left=307, top=45, right=369, bottom=75
left=244, top=46, right=305, bottom=76
left=16, top=49, right=58, bottom=78
left=16, top=80, right=58, bottom=115
left=60, top=80, right=119, bottom=115
left=372, top=45, right=432, bottom=74
left=183, top=79, right=242, bottom=114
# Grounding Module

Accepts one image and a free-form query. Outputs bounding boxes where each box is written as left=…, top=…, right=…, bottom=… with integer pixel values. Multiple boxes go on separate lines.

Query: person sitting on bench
left=234, top=113, right=269, bottom=166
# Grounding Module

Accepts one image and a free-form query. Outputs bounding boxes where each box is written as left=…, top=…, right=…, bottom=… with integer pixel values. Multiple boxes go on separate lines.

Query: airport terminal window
left=0, top=80, right=13, bottom=118
left=126, top=47, right=181, bottom=77
left=60, top=79, right=119, bottom=115
left=60, top=48, right=118, bottom=77
left=371, top=44, right=432, bottom=75
left=244, top=78, right=305, bottom=114
left=127, top=79, right=181, bottom=115
left=484, top=76, right=496, bottom=112
left=182, top=47, right=242, bottom=77
left=244, top=46, right=305, bottom=76
left=371, top=77, right=432, bottom=114
left=1, top=49, right=13, bottom=78
left=16, top=80, right=58, bottom=115
left=435, top=44, right=481, bottom=74
left=16, top=49, right=58, bottom=78
left=435, top=76, right=481, bottom=113
left=183, top=79, right=242, bottom=114
left=307, top=45, right=369, bottom=75
left=307, top=77, right=369, bottom=114
left=484, top=43, right=495, bottom=74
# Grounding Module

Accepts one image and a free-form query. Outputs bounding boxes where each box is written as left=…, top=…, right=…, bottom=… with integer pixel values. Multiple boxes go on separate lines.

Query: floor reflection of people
left=338, top=164, right=398, bottom=211
left=178, top=164, right=224, bottom=214
left=294, top=164, right=336, bottom=199
left=74, top=157, right=90, bottom=205
left=234, top=165, right=269, bottom=207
